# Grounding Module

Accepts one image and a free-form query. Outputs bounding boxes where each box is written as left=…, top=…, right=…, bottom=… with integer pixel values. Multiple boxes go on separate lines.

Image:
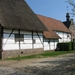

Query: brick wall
left=1, top=48, right=44, bottom=59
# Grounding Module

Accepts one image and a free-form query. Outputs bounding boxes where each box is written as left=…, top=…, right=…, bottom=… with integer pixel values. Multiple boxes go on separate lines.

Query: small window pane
left=15, top=34, right=24, bottom=42
left=33, top=39, right=36, bottom=44
left=20, top=34, right=24, bottom=41
left=15, top=34, right=19, bottom=42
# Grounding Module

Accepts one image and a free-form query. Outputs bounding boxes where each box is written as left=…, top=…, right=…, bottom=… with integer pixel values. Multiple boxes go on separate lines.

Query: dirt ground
left=0, top=53, right=75, bottom=75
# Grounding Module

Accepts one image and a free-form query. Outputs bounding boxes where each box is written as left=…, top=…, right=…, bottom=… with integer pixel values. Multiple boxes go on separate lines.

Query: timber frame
left=0, top=25, right=3, bottom=59
left=0, top=28, right=44, bottom=59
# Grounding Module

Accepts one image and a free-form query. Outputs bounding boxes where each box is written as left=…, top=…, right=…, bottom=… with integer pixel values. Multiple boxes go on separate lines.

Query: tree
left=67, top=0, right=75, bottom=16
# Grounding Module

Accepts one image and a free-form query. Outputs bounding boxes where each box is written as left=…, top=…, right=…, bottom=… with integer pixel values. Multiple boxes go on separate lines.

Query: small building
left=0, top=0, right=47, bottom=59
left=63, top=13, right=75, bottom=41
left=37, top=14, right=71, bottom=51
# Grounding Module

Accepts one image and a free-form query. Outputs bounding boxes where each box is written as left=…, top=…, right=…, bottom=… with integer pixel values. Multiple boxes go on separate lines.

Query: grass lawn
left=7, top=50, right=75, bottom=60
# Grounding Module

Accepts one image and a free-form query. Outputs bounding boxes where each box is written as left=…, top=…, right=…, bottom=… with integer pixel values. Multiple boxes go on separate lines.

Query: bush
left=72, top=42, right=75, bottom=50
left=57, top=42, right=72, bottom=51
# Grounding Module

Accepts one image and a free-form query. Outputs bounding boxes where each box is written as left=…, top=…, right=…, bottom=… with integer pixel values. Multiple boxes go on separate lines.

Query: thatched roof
left=0, top=0, right=47, bottom=31
left=37, top=14, right=71, bottom=39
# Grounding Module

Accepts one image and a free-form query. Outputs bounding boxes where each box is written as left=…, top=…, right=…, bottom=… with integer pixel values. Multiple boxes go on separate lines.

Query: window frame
left=15, top=34, right=24, bottom=42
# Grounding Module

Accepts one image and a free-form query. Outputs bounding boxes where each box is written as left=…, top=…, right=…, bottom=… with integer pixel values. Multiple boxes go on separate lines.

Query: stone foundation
left=1, top=48, right=44, bottom=59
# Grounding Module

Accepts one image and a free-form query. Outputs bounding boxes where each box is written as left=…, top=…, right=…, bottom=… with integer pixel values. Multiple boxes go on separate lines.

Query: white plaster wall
left=44, top=42, right=49, bottom=50
left=55, top=42, right=58, bottom=49
left=50, top=39, right=58, bottom=50
left=3, top=29, right=19, bottom=50
left=33, top=33, right=43, bottom=48
left=3, top=34, right=19, bottom=50
left=50, top=40, right=55, bottom=50
left=44, top=39, right=58, bottom=51
left=21, top=35, right=32, bottom=49
left=55, top=31, right=71, bottom=43
left=44, top=39, right=49, bottom=50
left=3, top=29, right=43, bottom=50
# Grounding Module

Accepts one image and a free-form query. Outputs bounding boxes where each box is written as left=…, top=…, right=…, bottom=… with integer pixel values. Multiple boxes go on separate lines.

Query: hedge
left=72, top=42, right=75, bottom=50
left=56, top=42, right=72, bottom=51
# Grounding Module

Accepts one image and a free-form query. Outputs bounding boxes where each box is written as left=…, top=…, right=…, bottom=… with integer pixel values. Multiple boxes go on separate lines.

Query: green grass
left=7, top=50, right=75, bottom=60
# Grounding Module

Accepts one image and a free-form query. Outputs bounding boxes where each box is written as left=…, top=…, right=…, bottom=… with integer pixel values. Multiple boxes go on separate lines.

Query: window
left=33, top=39, right=36, bottom=44
left=15, top=34, right=24, bottom=42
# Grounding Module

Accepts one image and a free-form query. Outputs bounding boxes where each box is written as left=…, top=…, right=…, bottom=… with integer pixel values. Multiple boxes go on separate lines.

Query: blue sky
left=25, top=0, right=73, bottom=21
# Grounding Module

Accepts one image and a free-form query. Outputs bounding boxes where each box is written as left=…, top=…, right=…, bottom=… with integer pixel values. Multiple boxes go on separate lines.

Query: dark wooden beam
left=0, top=25, right=3, bottom=51
left=49, top=39, right=50, bottom=50
left=18, top=29, right=20, bottom=49
left=42, top=31, right=44, bottom=48
left=0, top=25, right=3, bottom=59
left=36, top=31, right=43, bottom=46
left=32, top=30, right=34, bottom=49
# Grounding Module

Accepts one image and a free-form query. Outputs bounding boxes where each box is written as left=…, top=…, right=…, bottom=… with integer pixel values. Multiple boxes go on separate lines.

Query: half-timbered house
left=0, top=0, right=47, bottom=59
left=37, top=14, right=71, bottom=51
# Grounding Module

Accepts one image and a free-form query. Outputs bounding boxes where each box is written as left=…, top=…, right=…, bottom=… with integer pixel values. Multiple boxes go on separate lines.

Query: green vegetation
left=7, top=50, right=75, bottom=60
left=56, top=42, right=75, bottom=51
left=57, top=42, right=72, bottom=51
left=72, top=42, right=75, bottom=50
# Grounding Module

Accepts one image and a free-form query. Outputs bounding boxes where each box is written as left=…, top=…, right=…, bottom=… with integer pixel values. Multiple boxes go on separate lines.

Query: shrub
left=72, top=42, right=75, bottom=50
left=57, top=42, right=72, bottom=51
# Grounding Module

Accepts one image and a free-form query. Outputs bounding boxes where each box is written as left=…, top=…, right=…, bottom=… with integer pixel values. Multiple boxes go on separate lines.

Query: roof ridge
left=36, top=14, right=62, bottom=22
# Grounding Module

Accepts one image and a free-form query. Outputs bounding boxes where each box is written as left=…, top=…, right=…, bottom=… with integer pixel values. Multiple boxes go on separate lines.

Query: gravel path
left=0, top=53, right=75, bottom=75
